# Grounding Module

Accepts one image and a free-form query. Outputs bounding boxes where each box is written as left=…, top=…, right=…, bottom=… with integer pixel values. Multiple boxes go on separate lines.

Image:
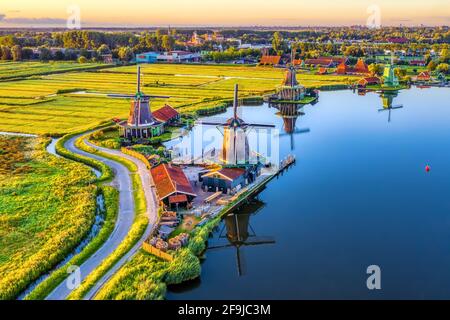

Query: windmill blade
left=107, top=94, right=135, bottom=98
left=243, top=236, right=276, bottom=245
left=236, top=246, right=247, bottom=276
left=278, top=127, right=310, bottom=137
left=208, top=243, right=235, bottom=250
left=147, top=95, right=171, bottom=99
left=196, top=121, right=227, bottom=126
left=248, top=123, right=276, bottom=128
left=377, top=105, right=403, bottom=112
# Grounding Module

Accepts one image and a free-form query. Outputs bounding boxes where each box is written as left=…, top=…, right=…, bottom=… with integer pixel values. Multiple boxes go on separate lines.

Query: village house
left=336, top=58, right=369, bottom=75
left=357, top=76, right=381, bottom=88
left=201, top=168, right=247, bottom=193
left=417, top=71, right=431, bottom=82
left=151, top=163, right=197, bottom=208
left=259, top=55, right=282, bottom=66
left=152, top=104, right=180, bottom=127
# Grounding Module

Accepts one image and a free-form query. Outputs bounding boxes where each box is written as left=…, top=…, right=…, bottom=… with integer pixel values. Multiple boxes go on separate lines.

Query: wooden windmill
left=113, top=65, right=170, bottom=139
left=198, top=84, right=274, bottom=166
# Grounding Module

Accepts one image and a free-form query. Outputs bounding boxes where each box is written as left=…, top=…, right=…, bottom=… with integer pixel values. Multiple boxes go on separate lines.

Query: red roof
left=293, top=59, right=303, bottom=65
left=153, top=104, right=179, bottom=123
left=417, top=71, right=431, bottom=80
left=318, top=56, right=347, bottom=64
left=218, top=168, right=246, bottom=180
left=151, top=164, right=196, bottom=201
left=358, top=77, right=381, bottom=86
left=259, top=55, right=281, bottom=65
left=168, top=194, right=188, bottom=204
left=304, top=58, right=333, bottom=67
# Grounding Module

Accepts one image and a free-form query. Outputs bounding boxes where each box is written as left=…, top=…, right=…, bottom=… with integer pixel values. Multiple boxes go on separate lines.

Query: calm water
left=167, top=87, right=450, bottom=300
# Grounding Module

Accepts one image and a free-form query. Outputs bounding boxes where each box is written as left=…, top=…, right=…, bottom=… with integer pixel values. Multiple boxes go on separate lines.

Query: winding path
left=46, top=133, right=158, bottom=300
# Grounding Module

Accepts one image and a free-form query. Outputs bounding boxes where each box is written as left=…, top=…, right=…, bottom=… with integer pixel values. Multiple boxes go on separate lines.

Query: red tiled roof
left=354, top=58, right=369, bottom=73
left=151, top=164, right=196, bottom=200
left=304, top=58, right=333, bottom=66
left=259, top=55, right=281, bottom=65
left=168, top=194, right=188, bottom=204
left=293, top=59, right=303, bottom=65
left=153, top=104, right=179, bottom=123
left=318, top=56, right=347, bottom=64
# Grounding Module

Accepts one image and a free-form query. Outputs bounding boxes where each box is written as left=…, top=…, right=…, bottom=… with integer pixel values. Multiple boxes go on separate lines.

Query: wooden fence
left=142, top=242, right=174, bottom=262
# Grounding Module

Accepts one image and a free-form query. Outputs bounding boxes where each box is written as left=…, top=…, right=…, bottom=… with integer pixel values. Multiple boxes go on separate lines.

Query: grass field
left=0, top=62, right=355, bottom=135
left=0, top=135, right=97, bottom=299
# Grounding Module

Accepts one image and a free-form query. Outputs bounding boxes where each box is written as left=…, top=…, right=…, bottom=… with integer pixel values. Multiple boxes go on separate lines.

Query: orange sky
left=0, top=0, right=448, bottom=27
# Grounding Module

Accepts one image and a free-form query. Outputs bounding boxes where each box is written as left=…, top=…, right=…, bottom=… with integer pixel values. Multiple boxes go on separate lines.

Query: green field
left=0, top=62, right=355, bottom=135
left=0, top=135, right=97, bottom=299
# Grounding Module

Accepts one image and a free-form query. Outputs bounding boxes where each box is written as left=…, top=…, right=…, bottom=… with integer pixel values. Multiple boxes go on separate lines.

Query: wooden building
left=153, top=104, right=180, bottom=126
left=201, top=168, right=247, bottom=193
left=259, top=55, right=281, bottom=66
left=151, top=163, right=196, bottom=207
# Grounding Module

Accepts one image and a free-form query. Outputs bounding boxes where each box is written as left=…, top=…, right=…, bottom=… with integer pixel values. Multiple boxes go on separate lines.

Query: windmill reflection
left=378, top=91, right=403, bottom=122
left=272, top=103, right=311, bottom=150
left=208, top=199, right=275, bottom=276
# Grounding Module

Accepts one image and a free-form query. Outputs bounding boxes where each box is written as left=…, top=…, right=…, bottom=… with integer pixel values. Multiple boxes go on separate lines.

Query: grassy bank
left=65, top=134, right=149, bottom=299
left=0, top=135, right=97, bottom=299
left=24, top=186, right=119, bottom=300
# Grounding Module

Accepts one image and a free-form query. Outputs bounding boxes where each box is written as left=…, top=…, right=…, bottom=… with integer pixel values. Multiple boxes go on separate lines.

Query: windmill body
left=116, top=65, right=169, bottom=140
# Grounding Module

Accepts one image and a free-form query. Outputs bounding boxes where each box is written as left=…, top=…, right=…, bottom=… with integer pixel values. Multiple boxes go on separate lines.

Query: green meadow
left=0, top=135, right=97, bottom=299
left=0, top=62, right=354, bottom=135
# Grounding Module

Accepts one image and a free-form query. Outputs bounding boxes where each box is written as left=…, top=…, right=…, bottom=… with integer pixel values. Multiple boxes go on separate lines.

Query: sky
left=0, top=0, right=448, bottom=27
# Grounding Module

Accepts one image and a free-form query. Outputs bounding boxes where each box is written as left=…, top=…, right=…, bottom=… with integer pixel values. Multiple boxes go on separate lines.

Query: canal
left=167, top=87, right=450, bottom=299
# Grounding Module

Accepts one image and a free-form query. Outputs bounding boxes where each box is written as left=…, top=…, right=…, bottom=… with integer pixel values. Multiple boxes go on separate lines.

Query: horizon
left=0, top=0, right=449, bottom=28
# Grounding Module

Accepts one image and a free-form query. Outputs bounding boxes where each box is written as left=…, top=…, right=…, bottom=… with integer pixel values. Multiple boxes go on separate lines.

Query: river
left=166, top=87, right=450, bottom=299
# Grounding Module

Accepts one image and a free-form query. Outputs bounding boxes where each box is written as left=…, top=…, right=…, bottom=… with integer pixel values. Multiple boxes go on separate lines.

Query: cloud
left=0, top=16, right=67, bottom=26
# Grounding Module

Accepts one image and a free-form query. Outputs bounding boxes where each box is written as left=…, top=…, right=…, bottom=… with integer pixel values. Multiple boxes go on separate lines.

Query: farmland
left=0, top=135, right=97, bottom=299
left=0, top=62, right=354, bottom=135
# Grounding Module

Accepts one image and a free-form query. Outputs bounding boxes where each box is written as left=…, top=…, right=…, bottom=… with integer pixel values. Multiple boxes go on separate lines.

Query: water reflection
left=378, top=91, right=404, bottom=123
left=271, top=103, right=311, bottom=150
left=208, top=198, right=275, bottom=276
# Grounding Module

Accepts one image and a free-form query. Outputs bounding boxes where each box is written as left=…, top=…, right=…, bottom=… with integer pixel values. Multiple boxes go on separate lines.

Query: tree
left=436, top=63, right=449, bottom=74
left=272, top=32, right=283, bottom=54
left=97, top=44, right=111, bottom=56
left=11, top=45, right=22, bottom=61
left=394, top=67, right=406, bottom=78
left=78, top=56, right=88, bottom=63
left=0, top=46, right=11, bottom=60
left=39, top=46, right=52, bottom=61
left=21, top=48, right=34, bottom=60
left=427, top=60, right=437, bottom=71
left=161, top=35, right=175, bottom=52
left=118, top=46, right=133, bottom=61
left=368, top=63, right=383, bottom=76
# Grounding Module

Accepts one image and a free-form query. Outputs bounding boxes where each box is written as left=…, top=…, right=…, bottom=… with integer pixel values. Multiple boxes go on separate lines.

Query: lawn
left=0, top=135, right=97, bottom=299
left=0, top=62, right=355, bottom=135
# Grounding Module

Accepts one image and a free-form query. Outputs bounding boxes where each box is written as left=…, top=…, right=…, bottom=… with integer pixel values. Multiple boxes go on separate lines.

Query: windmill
left=197, top=84, right=275, bottom=166
left=113, top=65, right=170, bottom=139
left=378, top=91, right=403, bottom=123
left=208, top=202, right=275, bottom=276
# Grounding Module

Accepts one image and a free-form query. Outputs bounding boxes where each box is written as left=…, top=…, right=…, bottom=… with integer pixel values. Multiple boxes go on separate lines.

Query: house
left=417, top=71, right=431, bottom=81
left=136, top=52, right=159, bottom=63
left=201, top=168, right=247, bottom=193
left=304, top=58, right=333, bottom=67
left=358, top=77, right=381, bottom=88
left=151, top=164, right=197, bottom=207
left=157, top=51, right=201, bottom=63
left=318, top=56, right=348, bottom=66
left=409, top=60, right=426, bottom=66
left=317, top=67, right=328, bottom=75
left=336, top=58, right=368, bottom=75
left=152, top=104, right=180, bottom=126
left=259, top=55, right=281, bottom=66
